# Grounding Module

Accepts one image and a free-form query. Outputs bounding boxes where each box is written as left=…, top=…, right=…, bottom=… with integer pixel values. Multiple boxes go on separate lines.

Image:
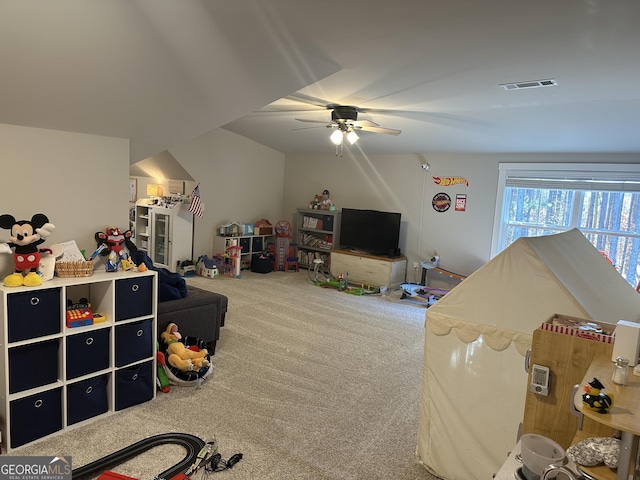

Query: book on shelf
left=300, top=232, right=333, bottom=250
left=302, top=215, right=323, bottom=230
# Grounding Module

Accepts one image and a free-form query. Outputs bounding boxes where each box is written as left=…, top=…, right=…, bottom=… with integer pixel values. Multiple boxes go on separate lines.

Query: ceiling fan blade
left=360, top=125, right=402, bottom=136
left=353, top=119, right=380, bottom=128
left=295, top=118, right=331, bottom=124
left=284, top=93, right=334, bottom=109
left=292, top=125, right=333, bottom=131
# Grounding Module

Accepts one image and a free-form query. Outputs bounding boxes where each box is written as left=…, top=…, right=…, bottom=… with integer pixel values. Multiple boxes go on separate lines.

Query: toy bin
left=114, top=319, right=153, bottom=367
left=66, top=327, right=111, bottom=379
left=66, top=374, right=109, bottom=425
left=7, top=287, right=61, bottom=342
left=115, top=276, right=153, bottom=321
left=115, top=360, right=154, bottom=410
left=9, top=339, right=59, bottom=394
left=10, top=387, right=62, bottom=448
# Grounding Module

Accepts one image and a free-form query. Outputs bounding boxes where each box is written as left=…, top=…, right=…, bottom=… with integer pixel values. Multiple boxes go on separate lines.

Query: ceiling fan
left=294, top=105, right=402, bottom=138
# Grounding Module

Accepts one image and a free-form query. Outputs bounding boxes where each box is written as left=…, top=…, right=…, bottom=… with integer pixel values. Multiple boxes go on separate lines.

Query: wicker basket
left=55, top=260, right=95, bottom=278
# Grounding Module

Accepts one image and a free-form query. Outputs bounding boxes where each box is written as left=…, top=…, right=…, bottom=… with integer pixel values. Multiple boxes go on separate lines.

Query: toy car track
left=72, top=432, right=206, bottom=480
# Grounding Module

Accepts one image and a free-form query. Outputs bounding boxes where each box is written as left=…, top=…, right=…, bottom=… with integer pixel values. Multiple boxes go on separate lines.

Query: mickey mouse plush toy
left=0, top=213, right=55, bottom=287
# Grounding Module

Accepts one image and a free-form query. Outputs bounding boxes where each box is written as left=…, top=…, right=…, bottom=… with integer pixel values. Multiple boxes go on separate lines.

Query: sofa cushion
left=156, top=285, right=227, bottom=352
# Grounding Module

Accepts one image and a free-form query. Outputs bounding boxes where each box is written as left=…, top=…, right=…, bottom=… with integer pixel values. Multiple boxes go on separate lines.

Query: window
left=492, top=163, right=640, bottom=288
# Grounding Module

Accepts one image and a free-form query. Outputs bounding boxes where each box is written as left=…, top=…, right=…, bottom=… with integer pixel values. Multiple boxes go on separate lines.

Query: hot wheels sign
left=432, top=176, right=469, bottom=188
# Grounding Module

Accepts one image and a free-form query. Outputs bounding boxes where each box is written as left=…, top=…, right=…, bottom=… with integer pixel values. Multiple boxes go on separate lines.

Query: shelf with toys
left=295, top=208, right=340, bottom=269
left=0, top=268, right=157, bottom=452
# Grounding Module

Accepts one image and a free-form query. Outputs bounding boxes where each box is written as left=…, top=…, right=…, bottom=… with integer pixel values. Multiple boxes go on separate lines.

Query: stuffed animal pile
left=160, top=323, right=210, bottom=372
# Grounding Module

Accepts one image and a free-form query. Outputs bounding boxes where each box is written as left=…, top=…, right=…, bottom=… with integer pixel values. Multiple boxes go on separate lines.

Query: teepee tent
left=416, top=229, right=640, bottom=480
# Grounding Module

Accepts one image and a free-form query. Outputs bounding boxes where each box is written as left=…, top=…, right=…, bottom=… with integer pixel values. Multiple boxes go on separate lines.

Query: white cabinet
left=135, top=202, right=193, bottom=272
left=0, top=269, right=157, bottom=452
left=330, top=249, right=407, bottom=290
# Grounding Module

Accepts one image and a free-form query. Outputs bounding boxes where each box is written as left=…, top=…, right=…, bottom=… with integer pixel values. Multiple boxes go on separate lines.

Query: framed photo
left=129, top=178, right=137, bottom=203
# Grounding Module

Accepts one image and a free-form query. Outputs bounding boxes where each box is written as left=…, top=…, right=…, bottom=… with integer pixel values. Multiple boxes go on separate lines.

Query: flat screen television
left=339, top=208, right=401, bottom=256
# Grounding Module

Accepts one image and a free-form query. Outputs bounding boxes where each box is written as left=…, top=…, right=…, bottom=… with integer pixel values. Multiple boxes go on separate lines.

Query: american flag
left=189, top=184, right=204, bottom=218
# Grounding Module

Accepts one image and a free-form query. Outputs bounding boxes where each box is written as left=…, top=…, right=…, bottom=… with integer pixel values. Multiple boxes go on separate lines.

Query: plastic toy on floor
left=160, top=323, right=210, bottom=372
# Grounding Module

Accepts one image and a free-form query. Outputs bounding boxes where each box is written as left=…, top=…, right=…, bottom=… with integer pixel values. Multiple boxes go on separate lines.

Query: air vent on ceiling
left=499, top=78, right=558, bottom=90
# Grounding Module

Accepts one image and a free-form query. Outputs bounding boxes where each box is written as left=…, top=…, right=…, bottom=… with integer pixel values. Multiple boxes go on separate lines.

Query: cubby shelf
left=0, top=269, right=157, bottom=452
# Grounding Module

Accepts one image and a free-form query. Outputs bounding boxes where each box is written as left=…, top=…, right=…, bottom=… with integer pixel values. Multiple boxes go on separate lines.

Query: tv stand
left=330, top=249, right=407, bottom=290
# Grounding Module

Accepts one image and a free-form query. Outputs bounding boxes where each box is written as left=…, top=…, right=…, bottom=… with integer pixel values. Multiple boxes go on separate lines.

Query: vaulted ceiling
left=2, top=1, right=639, bottom=162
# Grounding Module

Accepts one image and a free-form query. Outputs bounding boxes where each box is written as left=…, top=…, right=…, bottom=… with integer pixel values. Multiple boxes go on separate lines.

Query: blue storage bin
left=9, top=339, right=59, bottom=394
left=115, top=276, right=153, bottom=321
left=115, top=319, right=152, bottom=367
left=115, top=361, right=153, bottom=410
left=10, top=387, right=62, bottom=448
left=67, top=375, right=109, bottom=425
left=66, top=328, right=110, bottom=379
left=7, top=287, right=61, bottom=342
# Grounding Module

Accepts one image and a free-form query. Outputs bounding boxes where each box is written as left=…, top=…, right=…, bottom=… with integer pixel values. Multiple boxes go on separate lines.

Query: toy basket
left=55, top=260, right=94, bottom=278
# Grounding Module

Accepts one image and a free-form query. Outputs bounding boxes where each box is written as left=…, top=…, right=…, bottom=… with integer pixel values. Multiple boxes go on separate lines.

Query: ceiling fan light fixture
left=346, top=130, right=359, bottom=144
left=330, top=129, right=343, bottom=145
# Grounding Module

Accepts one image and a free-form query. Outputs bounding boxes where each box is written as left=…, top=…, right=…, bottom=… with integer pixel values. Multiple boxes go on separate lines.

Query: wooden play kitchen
left=523, top=321, right=639, bottom=480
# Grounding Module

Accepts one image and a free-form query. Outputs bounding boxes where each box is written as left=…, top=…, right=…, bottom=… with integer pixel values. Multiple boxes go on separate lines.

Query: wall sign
left=432, top=176, right=469, bottom=188
left=455, top=194, right=467, bottom=211
left=432, top=192, right=451, bottom=212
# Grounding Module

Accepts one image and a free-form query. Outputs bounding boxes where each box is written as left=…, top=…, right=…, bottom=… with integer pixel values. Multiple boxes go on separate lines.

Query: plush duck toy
left=0, top=213, right=55, bottom=287
left=160, top=323, right=210, bottom=372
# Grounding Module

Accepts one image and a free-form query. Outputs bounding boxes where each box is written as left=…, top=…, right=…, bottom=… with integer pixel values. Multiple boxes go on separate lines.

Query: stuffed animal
left=94, top=227, right=136, bottom=272
left=160, top=323, right=210, bottom=372
left=308, top=194, right=322, bottom=209
left=0, top=213, right=55, bottom=287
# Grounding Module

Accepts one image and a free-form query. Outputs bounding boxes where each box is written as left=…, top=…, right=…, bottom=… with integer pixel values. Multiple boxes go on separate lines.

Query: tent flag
left=189, top=184, right=204, bottom=218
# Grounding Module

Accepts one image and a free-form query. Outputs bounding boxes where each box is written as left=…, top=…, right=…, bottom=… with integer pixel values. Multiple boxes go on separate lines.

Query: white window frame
left=491, top=162, right=640, bottom=258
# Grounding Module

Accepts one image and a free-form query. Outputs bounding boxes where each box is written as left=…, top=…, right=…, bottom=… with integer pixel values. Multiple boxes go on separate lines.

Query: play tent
left=416, top=228, right=640, bottom=480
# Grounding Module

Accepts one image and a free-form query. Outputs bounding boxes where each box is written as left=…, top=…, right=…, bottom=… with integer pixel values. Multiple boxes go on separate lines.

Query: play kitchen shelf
left=572, top=351, right=640, bottom=480
left=0, top=269, right=157, bottom=452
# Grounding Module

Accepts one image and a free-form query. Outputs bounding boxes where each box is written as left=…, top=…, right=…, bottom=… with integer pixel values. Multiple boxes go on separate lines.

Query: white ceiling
left=2, top=1, right=640, bottom=161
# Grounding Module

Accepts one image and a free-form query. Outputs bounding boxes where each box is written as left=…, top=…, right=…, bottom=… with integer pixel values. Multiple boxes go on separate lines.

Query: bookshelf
left=295, top=208, right=341, bottom=268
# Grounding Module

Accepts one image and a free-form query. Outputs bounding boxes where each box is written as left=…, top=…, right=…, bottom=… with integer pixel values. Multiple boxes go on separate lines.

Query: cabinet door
left=9, top=339, right=59, bottom=394
left=115, top=361, right=154, bottom=410
left=66, top=328, right=110, bottom=379
left=10, top=388, right=62, bottom=448
left=114, top=318, right=153, bottom=367
left=67, top=375, right=109, bottom=425
left=115, top=276, right=153, bottom=321
left=152, top=210, right=171, bottom=268
left=7, top=287, right=61, bottom=342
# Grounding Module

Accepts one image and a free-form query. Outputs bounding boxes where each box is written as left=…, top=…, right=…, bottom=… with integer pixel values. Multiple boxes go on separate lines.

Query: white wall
left=283, top=151, right=640, bottom=277
left=169, top=128, right=285, bottom=259
left=0, top=123, right=130, bottom=276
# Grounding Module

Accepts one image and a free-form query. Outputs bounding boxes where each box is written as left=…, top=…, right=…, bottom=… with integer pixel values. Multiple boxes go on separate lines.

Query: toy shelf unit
left=134, top=201, right=193, bottom=272
left=213, top=234, right=274, bottom=271
left=0, top=269, right=157, bottom=452
left=295, top=208, right=341, bottom=269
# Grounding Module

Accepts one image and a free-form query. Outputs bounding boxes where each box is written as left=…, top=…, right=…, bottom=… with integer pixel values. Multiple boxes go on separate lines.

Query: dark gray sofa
left=157, top=285, right=228, bottom=354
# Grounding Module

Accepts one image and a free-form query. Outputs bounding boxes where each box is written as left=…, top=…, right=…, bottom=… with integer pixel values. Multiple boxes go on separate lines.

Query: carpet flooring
left=10, top=270, right=441, bottom=480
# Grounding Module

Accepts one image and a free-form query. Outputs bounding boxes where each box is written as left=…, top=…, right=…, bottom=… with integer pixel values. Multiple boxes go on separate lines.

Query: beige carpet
left=11, top=271, right=440, bottom=480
